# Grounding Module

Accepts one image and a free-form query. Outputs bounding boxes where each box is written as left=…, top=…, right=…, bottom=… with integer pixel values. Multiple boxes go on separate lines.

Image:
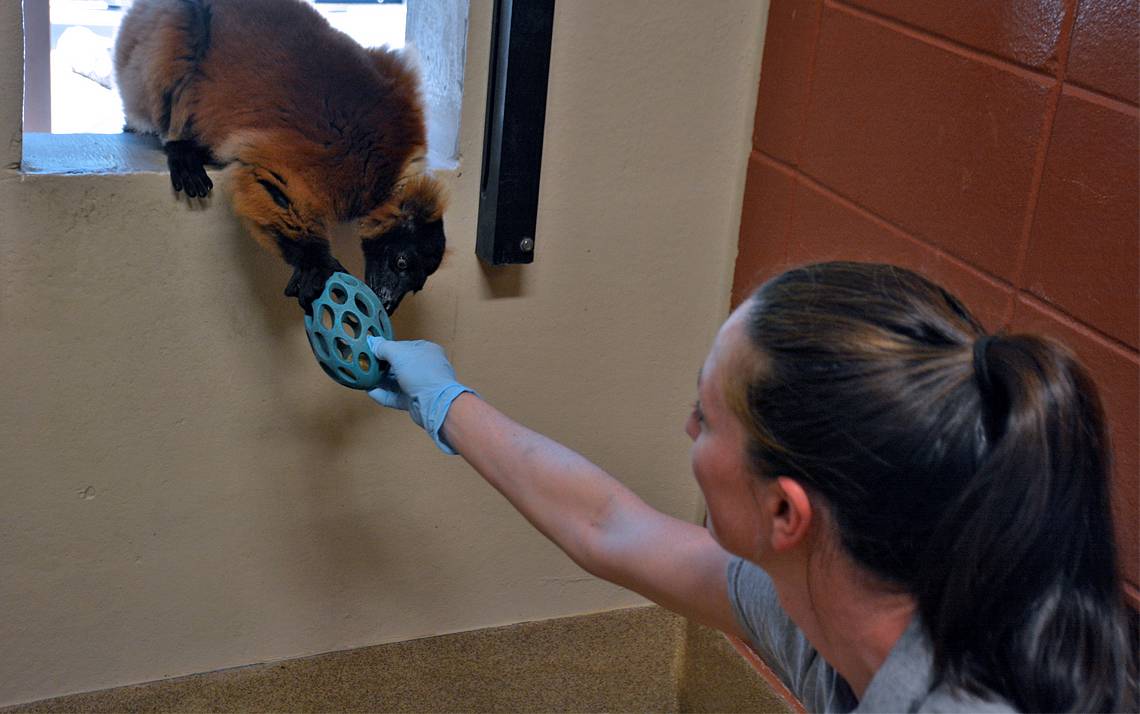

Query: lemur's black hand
left=285, top=259, right=347, bottom=315
left=164, top=140, right=213, bottom=198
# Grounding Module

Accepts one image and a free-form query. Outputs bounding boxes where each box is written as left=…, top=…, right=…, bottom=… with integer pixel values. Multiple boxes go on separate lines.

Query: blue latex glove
left=366, top=335, right=475, bottom=455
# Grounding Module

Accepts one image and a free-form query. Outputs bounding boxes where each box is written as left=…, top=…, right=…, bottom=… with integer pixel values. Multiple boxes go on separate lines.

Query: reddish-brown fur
left=115, top=0, right=447, bottom=313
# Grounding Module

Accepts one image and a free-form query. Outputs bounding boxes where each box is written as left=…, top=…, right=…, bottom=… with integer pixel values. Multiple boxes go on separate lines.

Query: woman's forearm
left=441, top=392, right=643, bottom=575
left=439, top=392, right=743, bottom=638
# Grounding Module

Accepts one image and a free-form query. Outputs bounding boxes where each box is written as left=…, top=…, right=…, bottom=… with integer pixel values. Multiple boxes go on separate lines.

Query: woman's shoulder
left=857, top=616, right=1018, bottom=713
left=726, top=558, right=1019, bottom=713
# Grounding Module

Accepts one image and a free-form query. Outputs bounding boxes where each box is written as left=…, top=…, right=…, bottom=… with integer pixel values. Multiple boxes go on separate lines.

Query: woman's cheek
left=690, top=445, right=714, bottom=501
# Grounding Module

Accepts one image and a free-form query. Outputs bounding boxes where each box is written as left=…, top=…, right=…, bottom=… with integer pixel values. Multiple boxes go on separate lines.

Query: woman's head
left=726, top=262, right=991, bottom=584
left=709, top=261, right=1132, bottom=711
left=688, top=302, right=823, bottom=573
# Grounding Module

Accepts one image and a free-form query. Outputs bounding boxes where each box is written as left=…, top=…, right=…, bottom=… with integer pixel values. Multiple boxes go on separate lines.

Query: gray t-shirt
left=726, top=557, right=1017, bottom=713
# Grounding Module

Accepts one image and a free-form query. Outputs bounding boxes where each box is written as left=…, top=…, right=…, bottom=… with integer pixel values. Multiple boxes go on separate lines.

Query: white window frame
left=21, top=0, right=49, bottom=132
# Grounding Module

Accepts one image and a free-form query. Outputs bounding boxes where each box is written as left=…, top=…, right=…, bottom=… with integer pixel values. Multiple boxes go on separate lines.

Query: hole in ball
left=355, top=295, right=372, bottom=317
left=342, top=312, right=362, bottom=339
left=358, top=352, right=371, bottom=371
left=320, top=305, right=335, bottom=330
left=312, top=333, right=330, bottom=358
left=367, top=326, right=380, bottom=338
left=337, top=366, right=356, bottom=382
left=335, top=337, right=352, bottom=363
left=330, top=286, right=348, bottom=304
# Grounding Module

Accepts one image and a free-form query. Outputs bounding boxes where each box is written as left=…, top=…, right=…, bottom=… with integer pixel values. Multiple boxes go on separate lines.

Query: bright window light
left=37, top=0, right=407, bottom=134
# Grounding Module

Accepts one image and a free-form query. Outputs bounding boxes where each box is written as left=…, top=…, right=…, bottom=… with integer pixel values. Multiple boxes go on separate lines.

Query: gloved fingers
left=368, top=336, right=404, bottom=377
left=368, top=336, right=451, bottom=379
left=367, top=335, right=391, bottom=358
left=367, top=384, right=409, bottom=410
left=369, top=335, right=439, bottom=360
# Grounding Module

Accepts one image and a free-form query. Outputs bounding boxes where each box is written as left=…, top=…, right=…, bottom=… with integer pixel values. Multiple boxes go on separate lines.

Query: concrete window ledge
left=20, top=132, right=167, bottom=175
left=20, top=127, right=458, bottom=178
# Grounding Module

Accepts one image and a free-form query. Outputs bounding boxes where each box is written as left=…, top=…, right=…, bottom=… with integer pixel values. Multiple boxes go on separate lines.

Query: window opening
left=27, top=0, right=407, bottom=134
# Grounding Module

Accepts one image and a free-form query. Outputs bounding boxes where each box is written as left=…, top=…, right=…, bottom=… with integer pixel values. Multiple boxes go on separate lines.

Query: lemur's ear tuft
left=360, top=174, right=447, bottom=238
left=398, top=174, right=447, bottom=223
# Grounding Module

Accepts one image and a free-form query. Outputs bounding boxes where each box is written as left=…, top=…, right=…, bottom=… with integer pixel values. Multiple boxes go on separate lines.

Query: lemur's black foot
left=285, top=259, right=347, bottom=315
left=164, top=140, right=213, bottom=198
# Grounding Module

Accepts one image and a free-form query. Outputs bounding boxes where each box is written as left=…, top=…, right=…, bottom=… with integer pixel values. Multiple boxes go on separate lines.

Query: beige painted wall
left=0, top=0, right=766, bottom=705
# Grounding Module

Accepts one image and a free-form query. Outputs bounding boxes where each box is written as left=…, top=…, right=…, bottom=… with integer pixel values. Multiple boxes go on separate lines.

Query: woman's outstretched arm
left=441, top=391, right=743, bottom=637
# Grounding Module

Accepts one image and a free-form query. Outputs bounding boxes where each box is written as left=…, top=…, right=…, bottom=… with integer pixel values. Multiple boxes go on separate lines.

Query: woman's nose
left=684, top=414, right=698, bottom=441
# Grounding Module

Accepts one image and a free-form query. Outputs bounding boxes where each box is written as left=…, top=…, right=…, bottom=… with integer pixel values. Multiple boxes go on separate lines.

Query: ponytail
left=918, top=334, right=1132, bottom=712
left=735, top=263, right=1135, bottom=712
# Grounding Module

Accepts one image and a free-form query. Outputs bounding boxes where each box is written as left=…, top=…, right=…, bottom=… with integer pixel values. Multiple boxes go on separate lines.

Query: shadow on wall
left=479, top=261, right=530, bottom=300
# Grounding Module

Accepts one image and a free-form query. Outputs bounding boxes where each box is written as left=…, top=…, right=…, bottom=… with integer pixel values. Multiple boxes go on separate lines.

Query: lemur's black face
left=362, top=218, right=446, bottom=315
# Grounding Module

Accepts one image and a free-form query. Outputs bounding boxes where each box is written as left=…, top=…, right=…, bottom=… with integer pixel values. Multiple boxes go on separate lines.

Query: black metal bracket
left=476, top=0, right=556, bottom=266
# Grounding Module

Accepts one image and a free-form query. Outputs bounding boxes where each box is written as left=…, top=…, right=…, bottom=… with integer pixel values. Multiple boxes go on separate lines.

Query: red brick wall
left=732, top=0, right=1139, bottom=608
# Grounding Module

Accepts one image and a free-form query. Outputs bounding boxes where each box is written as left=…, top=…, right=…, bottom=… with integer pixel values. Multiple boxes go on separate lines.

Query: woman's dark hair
left=731, top=261, right=1135, bottom=712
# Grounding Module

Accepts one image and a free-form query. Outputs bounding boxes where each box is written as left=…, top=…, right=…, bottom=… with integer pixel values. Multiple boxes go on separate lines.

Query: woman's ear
left=767, top=476, right=813, bottom=552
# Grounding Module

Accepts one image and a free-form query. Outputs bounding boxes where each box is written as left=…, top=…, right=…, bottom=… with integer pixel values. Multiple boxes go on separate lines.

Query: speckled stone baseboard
left=5, top=606, right=792, bottom=713
left=677, top=619, right=795, bottom=713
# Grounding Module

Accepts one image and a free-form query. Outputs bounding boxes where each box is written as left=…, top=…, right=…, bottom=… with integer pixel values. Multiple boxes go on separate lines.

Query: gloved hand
left=366, top=335, right=475, bottom=455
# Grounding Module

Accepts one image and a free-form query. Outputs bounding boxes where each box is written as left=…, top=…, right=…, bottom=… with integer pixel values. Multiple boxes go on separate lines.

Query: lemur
left=114, top=0, right=446, bottom=315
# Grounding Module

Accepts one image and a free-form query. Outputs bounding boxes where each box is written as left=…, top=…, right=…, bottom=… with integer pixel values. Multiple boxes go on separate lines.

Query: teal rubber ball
left=303, top=273, right=394, bottom=390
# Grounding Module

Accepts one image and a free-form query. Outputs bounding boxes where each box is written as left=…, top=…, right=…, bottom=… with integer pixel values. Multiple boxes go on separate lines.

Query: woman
left=366, top=262, right=1134, bottom=712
